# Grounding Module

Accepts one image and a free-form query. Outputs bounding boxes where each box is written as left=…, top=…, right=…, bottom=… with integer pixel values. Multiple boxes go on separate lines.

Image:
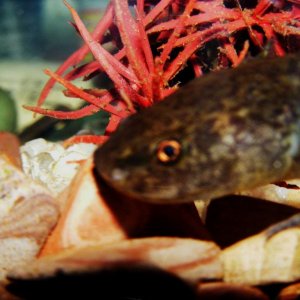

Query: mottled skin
left=95, top=54, right=300, bottom=204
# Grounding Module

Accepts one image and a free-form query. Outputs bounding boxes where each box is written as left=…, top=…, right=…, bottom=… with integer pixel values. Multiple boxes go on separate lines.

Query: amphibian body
left=95, top=54, right=300, bottom=204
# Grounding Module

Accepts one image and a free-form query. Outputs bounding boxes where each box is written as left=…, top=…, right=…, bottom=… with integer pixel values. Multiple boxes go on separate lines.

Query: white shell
left=21, top=138, right=97, bottom=196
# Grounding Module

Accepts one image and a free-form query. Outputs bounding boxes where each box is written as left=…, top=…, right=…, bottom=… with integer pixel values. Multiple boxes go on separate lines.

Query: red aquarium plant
left=25, top=0, right=300, bottom=144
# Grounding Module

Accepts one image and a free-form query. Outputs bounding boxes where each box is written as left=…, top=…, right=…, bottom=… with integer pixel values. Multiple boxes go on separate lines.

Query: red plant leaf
left=159, top=0, right=197, bottom=67
left=143, top=0, right=173, bottom=26
left=105, top=115, right=122, bottom=135
left=24, top=105, right=101, bottom=120
left=43, top=69, right=124, bottom=116
left=64, top=135, right=109, bottom=146
left=37, top=3, right=114, bottom=108
left=137, top=0, right=145, bottom=17
left=64, top=0, right=138, bottom=111
left=147, top=10, right=240, bottom=34
left=136, top=8, right=155, bottom=75
left=65, top=49, right=127, bottom=82
left=113, top=0, right=153, bottom=103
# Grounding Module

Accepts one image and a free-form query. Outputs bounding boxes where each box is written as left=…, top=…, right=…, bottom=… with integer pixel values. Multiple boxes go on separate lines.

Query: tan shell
left=241, top=180, right=300, bottom=209
left=222, top=215, right=300, bottom=285
left=278, top=282, right=300, bottom=300
left=197, top=282, right=268, bottom=299
left=0, top=153, right=59, bottom=280
left=9, top=237, right=222, bottom=283
left=39, top=157, right=128, bottom=256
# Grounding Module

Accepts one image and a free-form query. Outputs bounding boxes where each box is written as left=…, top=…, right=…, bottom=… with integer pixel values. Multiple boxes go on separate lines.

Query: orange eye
left=156, top=140, right=181, bottom=163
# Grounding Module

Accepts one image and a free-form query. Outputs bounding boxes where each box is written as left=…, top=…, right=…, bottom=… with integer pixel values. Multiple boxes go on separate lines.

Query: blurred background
left=0, top=0, right=109, bottom=135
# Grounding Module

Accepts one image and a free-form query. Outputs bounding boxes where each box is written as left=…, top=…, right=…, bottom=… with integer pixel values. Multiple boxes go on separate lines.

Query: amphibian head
left=95, top=54, right=300, bottom=204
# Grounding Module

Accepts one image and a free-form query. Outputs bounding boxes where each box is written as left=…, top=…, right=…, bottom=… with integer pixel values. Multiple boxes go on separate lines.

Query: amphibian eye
left=156, top=140, right=181, bottom=163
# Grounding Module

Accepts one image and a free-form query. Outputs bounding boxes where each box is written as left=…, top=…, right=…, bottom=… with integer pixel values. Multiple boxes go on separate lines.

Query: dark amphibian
left=95, top=54, right=300, bottom=204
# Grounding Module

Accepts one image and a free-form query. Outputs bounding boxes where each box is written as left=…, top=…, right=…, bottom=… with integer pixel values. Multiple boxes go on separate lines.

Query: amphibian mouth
left=95, top=54, right=300, bottom=204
